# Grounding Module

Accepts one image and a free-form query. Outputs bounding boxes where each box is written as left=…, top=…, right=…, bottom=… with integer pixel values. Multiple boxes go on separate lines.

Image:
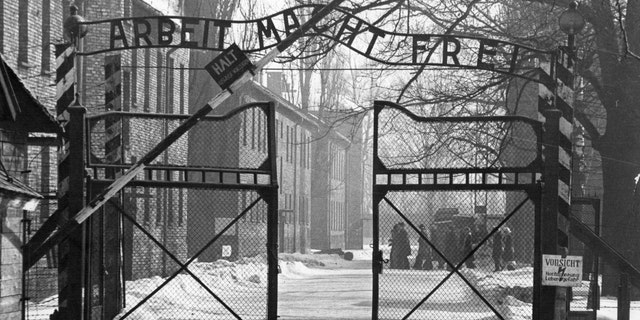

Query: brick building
left=1, top=0, right=365, bottom=317
left=211, top=80, right=365, bottom=254
left=0, top=54, right=60, bottom=320
left=0, top=1, right=66, bottom=319
left=1, top=0, right=191, bottom=317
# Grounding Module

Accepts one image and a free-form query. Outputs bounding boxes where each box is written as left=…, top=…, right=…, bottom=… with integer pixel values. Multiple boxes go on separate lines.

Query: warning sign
left=542, top=254, right=583, bottom=287
left=205, top=43, right=254, bottom=90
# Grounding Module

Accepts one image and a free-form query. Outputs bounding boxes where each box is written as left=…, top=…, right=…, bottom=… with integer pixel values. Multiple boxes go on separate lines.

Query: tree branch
left=396, top=0, right=482, bottom=103
left=574, top=107, right=601, bottom=143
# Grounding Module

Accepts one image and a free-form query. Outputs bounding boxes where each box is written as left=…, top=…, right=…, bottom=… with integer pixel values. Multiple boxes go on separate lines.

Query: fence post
left=618, top=273, right=630, bottom=320
left=55, top=102, right=86, bottom=319
left=540, top=109, right=562, bottom=320
left=266, top=102, right=279, bottom=320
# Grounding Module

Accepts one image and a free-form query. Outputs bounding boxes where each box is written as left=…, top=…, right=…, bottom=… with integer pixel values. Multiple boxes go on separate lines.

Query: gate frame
left=371, top=100, right=556, bottom=320
left=80, top=102, right=279, bottom=319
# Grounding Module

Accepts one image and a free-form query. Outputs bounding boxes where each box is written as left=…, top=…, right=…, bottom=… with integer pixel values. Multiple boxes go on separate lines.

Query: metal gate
left=83, top=102, right=278, bottom=319
left=372, top=101, right=544, bottom=320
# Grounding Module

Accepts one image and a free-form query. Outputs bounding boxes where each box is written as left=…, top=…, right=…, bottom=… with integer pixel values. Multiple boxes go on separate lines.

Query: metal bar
left=374, top=100, right=544, bottom=126
left=118, top=197, right=262, bottom=319
left=21, top=210, right=29, bottom=320
left=618, top=273, right=630, bottom=320
left=540, top=109, right=561, bottom=319
left=23, top=207, right=64, bottom=270
left=372, top=102, right=382, bottom=320
left=266, top=102, right=279, bottom=320
left=533, top=182, right=543, bottom=320
left=81, top=165, right=272, bottom=175
left=568, top=215, right=640, bottom=289
left=85, top=103, right=269, bottom=121
left=374, top=184, right=539, bottom=192
left=87, top=179, right=274, bottom=189
left=29, top=0, right=344, bottom=259
left=110, top=200, right=241, bottom=320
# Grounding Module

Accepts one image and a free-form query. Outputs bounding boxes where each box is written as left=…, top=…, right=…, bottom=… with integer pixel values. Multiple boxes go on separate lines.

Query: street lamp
left=558, top=1, right=586, bottom=58
left=63, top=5, right=88, bottom=44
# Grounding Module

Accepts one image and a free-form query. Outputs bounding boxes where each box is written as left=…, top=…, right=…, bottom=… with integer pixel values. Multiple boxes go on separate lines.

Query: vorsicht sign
left=77, top=5, right=552, bottom=82
left=542, top=254, right=583, bottom=287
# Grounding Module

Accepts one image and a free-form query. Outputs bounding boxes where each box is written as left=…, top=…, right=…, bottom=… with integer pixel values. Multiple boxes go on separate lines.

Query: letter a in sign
left=205, top=43, right=254, bottom=90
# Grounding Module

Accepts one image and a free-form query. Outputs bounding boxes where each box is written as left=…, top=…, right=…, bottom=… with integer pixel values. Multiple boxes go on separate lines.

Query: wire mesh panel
left=22, top=197, right=60, bottom=320
left=93, top=187, right=269, bottom=320
left=83, top=103, right=277, bottom=320
left=376, top=105, right=540, bottom=171
left=377, top=190, right=535, bottom=320
left=372, top=101, right=542, bottom=320
left=22, top=140, right=59, bottom=320
left=86, top=106, right=268, bottom=170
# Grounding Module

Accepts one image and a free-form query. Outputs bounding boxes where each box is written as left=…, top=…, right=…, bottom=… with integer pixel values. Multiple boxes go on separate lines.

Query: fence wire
left=375, top=107, right=540, bottom=171
left=82, top=186, right=270, bottom=320
left=22, top=140, right=59, bottom=320
left=377, top=190, right=534, bottom=320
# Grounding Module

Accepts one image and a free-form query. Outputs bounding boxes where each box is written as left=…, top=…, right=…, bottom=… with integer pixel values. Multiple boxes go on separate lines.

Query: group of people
left=388, top=222, right=516, bottom=271
left=492, top=227, right=515, bottom=271
left=433, top=224, right=483, bottom=270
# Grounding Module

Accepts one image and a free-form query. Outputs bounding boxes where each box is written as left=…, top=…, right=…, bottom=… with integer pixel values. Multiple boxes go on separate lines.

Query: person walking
left=431, top=225, right=444, bottom=269
left=395, top=223, right=411, bottom=269
left=462, top=227, right=476, bottom=269
left=502, top=227, right=515, bottom=270
left=492, top=230, right=504, bottom=272
left=413, top=224, right=433, bottom=270
left=444, top=225, right=458, bottom=270
left=389, top=223, right=400, bottom=269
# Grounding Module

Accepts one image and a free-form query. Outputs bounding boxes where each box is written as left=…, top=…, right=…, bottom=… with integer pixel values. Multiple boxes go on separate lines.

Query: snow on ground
left=25, top=250, right=640, bottom=320
left=595, top=298, right=640, bottom=320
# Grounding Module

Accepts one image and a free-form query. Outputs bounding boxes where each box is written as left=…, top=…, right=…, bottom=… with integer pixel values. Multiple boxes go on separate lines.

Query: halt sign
left=542, top=254, right=583, bottom=287
left=205, top=43, right=254, bottom=90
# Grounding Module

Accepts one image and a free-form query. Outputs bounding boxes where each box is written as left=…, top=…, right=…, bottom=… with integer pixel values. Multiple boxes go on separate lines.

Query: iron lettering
left=97, top=5, right=548, bottom=80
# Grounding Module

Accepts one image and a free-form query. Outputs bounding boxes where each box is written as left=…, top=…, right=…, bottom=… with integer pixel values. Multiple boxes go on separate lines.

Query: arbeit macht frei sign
left=77, top=4, right=551, bottom=81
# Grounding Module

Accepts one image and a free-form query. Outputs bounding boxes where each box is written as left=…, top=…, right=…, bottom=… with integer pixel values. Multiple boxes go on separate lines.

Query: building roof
left=0, top=54, right=61, bottom=134
left=242, top=81, right=352, bottom=144
left=246, top=81, right=321, bottom=130
left=0, top=54, right=59, bottom=201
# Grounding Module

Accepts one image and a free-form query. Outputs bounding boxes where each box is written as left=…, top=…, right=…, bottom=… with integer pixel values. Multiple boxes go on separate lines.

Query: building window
left=251, top=108, right=256, bottom=150
left=41, top=0, right=52, bottom=74
left=257, top=110, right=262, bottom=152
left=167, top=189, right=174, bottom=225
left=243, top=111, right=248, bottom=146
left=0, top=0, right=4, bottom=49
left=131, top=51, right=138, bottom=107
left=143, top=187, right=150, bottom=223
left=156, top=51, right=164, bottom=113
left=143, top=49, right=151, bottom=112
left=167, top=57, right=174, bottom=113
left=180, top=63, right=185, bottom=114
left=306, top=137, right=311, bottom=168
left=278, top=157, right=283, bottom=194
left=285, top=125, right=290, bottom=162
left=178, top=187, right=184, bottom=226
left=18, top=0, right=29, bottom=66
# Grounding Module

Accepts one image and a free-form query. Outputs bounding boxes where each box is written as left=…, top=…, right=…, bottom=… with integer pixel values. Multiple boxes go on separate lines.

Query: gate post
left=56, top=102, right=87, bottom=319
left=103, top=54, right=124, bottom=320
left=266, top=102, right=279, bottom=320
left=540, top=109, right=562, bottom=320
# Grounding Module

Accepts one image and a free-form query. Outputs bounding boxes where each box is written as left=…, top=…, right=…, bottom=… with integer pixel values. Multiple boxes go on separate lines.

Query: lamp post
left=558, top=1, right=586, bottom=63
